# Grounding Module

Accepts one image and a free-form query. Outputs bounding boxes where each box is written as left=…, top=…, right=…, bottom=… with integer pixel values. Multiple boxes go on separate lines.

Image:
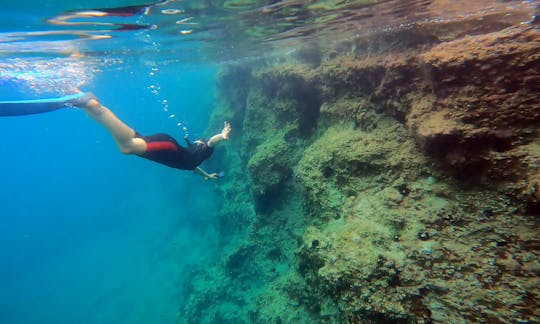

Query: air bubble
left=176, top=17, right=194, bottom=24
left=169, top=114, right=176, bottom=118
left=162, top=9, right=184, bottom=15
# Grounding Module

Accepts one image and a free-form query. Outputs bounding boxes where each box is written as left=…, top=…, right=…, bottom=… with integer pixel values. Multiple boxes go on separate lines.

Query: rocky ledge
left=180, top=11, right=539, bottom=324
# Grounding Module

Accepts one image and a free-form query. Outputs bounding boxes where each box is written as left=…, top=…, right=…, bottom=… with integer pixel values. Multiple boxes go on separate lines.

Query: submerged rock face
left=181, top=10, right=539, bottom=324
left=412, top=28, right=540, bottom=191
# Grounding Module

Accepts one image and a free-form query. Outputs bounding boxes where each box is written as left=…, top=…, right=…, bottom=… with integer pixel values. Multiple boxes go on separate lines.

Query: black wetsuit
left=135, top=133, right=214, bottom=170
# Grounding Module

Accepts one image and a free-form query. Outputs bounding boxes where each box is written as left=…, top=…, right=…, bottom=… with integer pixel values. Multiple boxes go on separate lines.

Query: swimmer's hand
left=208, top=121, right=232, bottom=147
left=205, top=173, right=219, bottom=181
left=221, top=121, right=232, bottom=140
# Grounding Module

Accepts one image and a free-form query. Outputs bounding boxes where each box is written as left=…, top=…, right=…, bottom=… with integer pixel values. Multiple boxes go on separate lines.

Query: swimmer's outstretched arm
left=194, top=121, right=232, bottom=180
left=82, top=97, right=147, bottom=154
left=194, top=167, right=219, bottom=180
left=207, top=121, right=232, bottom=148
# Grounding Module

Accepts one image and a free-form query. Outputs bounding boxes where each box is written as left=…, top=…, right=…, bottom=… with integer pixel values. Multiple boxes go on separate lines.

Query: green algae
left=180, top=64, right=317, bottom=323
left=248, top=137, right=292, bottom=198
left=181, top=24, right=540, bottom=323
left=296, top=120, right=428, bottom=221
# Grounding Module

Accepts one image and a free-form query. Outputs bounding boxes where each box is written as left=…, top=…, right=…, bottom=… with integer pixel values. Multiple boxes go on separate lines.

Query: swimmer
left=82, top=93, right=230, bottom=180
left=0, top=92, right=231, bottom=180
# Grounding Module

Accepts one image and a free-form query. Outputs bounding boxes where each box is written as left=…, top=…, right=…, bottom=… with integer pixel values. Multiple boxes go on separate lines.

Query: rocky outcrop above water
left=181, top=14, right=539, bottom=324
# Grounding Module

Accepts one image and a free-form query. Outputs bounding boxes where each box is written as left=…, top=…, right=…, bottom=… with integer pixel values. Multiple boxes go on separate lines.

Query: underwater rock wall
left=181, top=18, right=539, bottom=324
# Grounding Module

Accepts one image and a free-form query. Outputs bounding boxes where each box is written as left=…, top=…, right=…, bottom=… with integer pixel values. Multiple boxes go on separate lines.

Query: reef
left=180, top=6, right=540, bottom=324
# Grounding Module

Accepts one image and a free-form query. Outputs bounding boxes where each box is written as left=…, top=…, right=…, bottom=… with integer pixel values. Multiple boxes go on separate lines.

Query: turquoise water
left=0, top=1, right=223, bottom=320
left=0, top=63, right=220, bottom=323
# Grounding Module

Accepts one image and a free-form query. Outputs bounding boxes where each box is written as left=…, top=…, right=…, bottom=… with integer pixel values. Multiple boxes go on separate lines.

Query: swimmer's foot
left=65, top=92, right=98, bottom=108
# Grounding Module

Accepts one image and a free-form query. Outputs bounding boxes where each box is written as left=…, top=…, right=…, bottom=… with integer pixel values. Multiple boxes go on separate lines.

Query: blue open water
left=0, top=18, right=221, bottom=321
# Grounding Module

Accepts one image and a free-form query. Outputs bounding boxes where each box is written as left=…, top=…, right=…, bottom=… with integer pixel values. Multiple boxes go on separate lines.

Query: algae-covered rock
left=181, top=11, right=539, bottom=323
left=296, top=183, right=538, bottom=322
left=297, top=120, right=428, bottom=222
left=248, top=137, right=293, bottom=207
left=409, top=27, right=540, bottom=188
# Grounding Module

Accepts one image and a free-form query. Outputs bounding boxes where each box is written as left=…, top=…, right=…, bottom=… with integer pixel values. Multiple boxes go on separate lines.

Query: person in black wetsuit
left=80, top=93, right=231, bottom=180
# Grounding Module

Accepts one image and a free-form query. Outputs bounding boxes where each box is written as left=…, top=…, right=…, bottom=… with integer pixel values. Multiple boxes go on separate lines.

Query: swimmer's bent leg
left=82, top=98, right=146, bottom=154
